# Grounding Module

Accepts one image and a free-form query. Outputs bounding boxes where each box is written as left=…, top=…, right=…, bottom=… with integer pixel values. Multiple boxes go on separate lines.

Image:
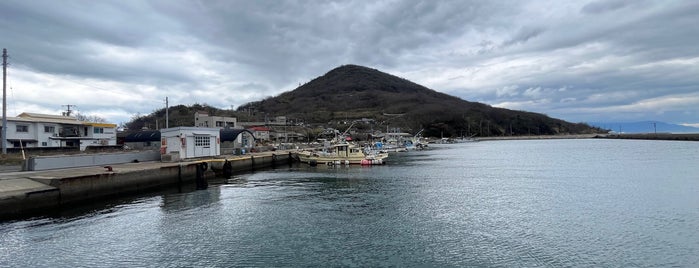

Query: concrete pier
left=0, top=150, right=297, bottom=220
left=594, top=133, right=699, bottom=141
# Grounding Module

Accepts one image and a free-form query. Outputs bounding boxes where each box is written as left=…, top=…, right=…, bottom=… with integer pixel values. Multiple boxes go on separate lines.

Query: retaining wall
left=33, top=164, right=209, bottom=205
left=25, top=151, right=162, bottom=171
left=210, top=152, right=295, bottom=174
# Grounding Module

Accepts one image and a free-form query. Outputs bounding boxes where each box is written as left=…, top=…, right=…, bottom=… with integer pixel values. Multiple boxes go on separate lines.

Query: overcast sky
left=1, top=0, right=697, bottom=126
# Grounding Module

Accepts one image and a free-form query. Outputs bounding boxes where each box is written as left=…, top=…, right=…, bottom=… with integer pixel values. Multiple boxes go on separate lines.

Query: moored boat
left=298, top=143, right=388, bottom=165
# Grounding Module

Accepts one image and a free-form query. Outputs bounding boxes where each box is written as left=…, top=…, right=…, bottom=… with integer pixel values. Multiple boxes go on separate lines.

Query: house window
left=16, top=125, right=28, bottom=132
left=44, top=126, right=55, bottom=133
left=216, top=121, right=224, bottom=127
left=194, top=136, right=210, bottom=147
left=93, top=127, right=104, bottom=134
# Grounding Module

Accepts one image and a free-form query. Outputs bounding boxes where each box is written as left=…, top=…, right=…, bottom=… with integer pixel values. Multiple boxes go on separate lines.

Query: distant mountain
left=237, top=64, right=602, bottom=137
left=588, top=121, right=699, bottom=134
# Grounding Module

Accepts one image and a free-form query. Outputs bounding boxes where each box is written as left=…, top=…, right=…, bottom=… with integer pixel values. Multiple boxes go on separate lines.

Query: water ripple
left=2, top=140, right=699, bottom=267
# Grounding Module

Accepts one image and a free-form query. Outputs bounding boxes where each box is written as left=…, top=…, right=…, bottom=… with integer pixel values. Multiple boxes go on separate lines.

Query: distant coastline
left=475, top=134, right=598, bottom=141
left=475, top=133, right=699, bottom=141
left=595, top=133, right=699, bottom=141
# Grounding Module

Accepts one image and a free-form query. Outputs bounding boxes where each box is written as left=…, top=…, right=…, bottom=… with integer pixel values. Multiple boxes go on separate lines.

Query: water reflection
left=160, top=184, right=221, bottom=214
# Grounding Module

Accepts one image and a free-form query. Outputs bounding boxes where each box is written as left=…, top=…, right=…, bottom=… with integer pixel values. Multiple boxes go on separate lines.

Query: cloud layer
left=1, top=0, right=697, bottom=125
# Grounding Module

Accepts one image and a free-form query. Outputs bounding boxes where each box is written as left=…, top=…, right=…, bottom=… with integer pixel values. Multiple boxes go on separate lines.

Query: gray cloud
left=501, top=26, right=545, bottom=47
left=0, top=0, right=697, bottom=125
left=581, top=0, right=635, bottom=14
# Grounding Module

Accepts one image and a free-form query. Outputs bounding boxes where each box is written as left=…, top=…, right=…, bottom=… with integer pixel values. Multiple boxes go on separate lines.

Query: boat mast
left=337, top=121, right=356, bottom=143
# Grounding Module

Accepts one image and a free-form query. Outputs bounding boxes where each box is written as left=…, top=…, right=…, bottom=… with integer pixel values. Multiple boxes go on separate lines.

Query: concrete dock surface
left=0, top=150, right=298, bottom=220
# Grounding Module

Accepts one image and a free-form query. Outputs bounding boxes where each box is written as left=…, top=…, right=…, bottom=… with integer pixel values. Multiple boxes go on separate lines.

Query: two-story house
left=0, top=112, right=118, bottom=151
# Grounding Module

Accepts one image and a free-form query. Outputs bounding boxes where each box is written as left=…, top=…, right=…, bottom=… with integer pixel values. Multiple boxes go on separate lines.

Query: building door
left=194, top=135, right=211, bottom=157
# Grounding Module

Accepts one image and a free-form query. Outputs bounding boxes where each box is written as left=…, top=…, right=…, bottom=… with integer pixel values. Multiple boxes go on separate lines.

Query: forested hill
left=237, top=64, right=602, bottom=137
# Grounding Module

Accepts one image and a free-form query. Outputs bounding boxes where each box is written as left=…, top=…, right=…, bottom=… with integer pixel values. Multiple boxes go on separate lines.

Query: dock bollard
left=222, top=159, right=233, bottom=179
left=195, top=162, right=208, bottom=189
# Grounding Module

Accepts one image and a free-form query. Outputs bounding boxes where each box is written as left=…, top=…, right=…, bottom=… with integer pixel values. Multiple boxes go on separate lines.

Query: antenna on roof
left=62, top=104, right=75, bottom=117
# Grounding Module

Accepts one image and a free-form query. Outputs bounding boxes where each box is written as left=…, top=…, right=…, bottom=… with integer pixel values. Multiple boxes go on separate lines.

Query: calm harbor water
left=1, top=139, right=698, bottom=267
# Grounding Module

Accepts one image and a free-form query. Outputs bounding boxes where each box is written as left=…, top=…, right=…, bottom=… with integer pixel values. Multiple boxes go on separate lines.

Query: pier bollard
left=223, top=159, right=233, bottom=179
left=195, top=162, right=208, bottom=189
left=271, top=154, right=277, bottom=168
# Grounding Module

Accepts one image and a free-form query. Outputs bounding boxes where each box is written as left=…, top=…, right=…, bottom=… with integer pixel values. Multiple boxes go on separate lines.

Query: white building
left=160, top=127, right=220, bottom=160
left=0, top=112, right=117, bottom=151
left=247, top=126, right=270, bottom=141
left=194, top=111, right=237, bottom=128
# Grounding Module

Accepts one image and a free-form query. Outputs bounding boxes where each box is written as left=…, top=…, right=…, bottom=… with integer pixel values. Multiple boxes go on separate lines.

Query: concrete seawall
left=0, top=151, right=296, bottom=220
left=25, top=151, right=162, bottom=171
left=475, top=134, right=599, bottom=141
left=594, top=133, right=699, bottom=141
left=209, top=151, right=296, bottom=173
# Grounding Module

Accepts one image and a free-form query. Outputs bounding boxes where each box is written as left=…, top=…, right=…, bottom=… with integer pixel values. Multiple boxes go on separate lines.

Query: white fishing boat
left=405, top=129, right=428, bottom=150
left=298, top=143, right=388, bottom=166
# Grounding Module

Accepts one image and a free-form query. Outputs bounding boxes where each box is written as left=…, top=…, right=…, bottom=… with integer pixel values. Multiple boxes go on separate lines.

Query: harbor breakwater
left=0, top=151, right=296, bottom=220
left=596, top=133, right=699, bottom=141
left=472, top=133, right=699, bottom=142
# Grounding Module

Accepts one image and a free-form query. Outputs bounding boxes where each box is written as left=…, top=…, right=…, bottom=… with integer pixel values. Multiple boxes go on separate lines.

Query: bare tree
left=76, top=113, right=107, bottom=123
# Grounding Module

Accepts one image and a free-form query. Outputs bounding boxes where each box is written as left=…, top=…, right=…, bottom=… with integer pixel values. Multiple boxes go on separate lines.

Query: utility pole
left=653, top=122, right=657, bottom=135
left=2, top=48, right=7, bottom=154
left=165, top=97, right=169, bottom=128
left=62, top=104, right=75, bottom=117
left=479, top=119, right=483, bottom=136
left=509, top=123, right=513, bottom=136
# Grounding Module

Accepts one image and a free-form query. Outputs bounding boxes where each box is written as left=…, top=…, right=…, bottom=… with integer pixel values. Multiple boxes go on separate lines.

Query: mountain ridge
left=237, top=64, right=602, bottom=137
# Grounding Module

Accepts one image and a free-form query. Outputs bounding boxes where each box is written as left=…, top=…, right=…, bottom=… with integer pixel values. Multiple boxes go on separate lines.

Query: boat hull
left=297, top=152, right=387, bottom=165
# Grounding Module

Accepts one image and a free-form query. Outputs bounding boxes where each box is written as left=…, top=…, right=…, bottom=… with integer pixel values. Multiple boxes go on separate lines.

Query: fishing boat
left=297, top=143, right=388, bottom=166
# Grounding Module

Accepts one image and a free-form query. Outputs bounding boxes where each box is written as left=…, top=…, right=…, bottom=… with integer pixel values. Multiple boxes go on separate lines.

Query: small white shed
left=160, top=127, right=220, bottom=160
